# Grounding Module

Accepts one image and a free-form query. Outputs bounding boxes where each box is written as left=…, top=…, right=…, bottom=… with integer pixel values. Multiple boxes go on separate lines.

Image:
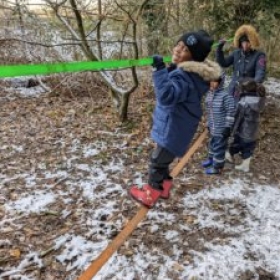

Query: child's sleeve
left=152, top=69, right=189, bottom=105
left=224, top=92, right=236, bottom=128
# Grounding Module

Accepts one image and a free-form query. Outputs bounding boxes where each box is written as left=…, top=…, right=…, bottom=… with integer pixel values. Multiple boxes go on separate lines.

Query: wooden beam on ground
left=78, top=129, right=208, bottom=280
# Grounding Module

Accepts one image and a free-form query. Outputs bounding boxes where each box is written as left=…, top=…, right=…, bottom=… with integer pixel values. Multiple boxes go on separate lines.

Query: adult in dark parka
left=216, top=24, right=266, bottom=101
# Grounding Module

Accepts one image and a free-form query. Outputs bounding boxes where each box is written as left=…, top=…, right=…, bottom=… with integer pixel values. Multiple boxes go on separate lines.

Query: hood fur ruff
left=178, top=59, right=222, bottom=82
left=234, top=25, right=260, bottom=50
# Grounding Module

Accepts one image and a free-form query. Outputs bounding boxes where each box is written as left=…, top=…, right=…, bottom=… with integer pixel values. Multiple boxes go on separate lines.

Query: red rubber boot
left=161, top=179, right=173, bottom=199
left=129, top=184, right=162, bottom=208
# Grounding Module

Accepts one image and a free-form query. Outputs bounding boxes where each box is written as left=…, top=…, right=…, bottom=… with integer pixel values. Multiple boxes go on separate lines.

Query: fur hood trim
left=234, top=25, right=260, bottom=50
left=178, top=59, right=222, bottom=82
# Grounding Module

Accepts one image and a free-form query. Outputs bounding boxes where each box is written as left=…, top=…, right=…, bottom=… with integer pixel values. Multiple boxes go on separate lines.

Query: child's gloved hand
left=167, top=63, right=177, bottom=72
left=222, top=127, right=231, bottom=138
left=152, top=55, right=165, bottom=71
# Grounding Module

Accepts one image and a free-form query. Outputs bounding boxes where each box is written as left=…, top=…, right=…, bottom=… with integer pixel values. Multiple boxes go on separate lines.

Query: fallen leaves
left=183, top=215, right=199, bottom=225
left=9, top=249, right=21, bottom=258
left=0, top=85, right=280, bottom=279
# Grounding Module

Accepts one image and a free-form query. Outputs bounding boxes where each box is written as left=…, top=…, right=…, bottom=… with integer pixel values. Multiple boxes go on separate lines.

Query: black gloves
left=222, top=127, right=231, bottom=138
left=167, top=63, right=177, bottom=73
left=152, top=55, right=165, bottom=71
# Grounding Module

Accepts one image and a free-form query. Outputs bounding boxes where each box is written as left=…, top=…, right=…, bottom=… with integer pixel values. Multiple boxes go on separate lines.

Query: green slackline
left=0, top=57, right=166, bottom=78
left=0, top=38, right=234, bottom=78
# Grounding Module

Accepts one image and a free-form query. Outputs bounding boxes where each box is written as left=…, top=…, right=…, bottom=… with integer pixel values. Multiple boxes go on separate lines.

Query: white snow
left=178, top=179, right=280, bottom=279
left=0, top=252, right=43, bottom=279
left=55, top=235, right=108, bottom=272
left=0, top=166, right=280, bottom=280
left=5, top=190, right=55, bottom=213
left=164, top=230, right=179, bottom=241
left=264, top=78, right=280, bottom=97
left=82, top=179, right=280, bottom=280
left=83, top=147, right=100, bottom=158
left=5, top=83, right=47, bottom=98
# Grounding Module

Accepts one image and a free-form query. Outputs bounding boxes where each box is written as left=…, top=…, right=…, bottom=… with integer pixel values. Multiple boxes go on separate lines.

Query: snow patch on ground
left=2, top=156, right=280, bottom=279
left=90, top=179, right=280, bottom=279
left=55, top=234, right=108, bottom=272
left=178, top=179, right=280, bottom=279
left=0, top=252, right=43, bottom=279
left=5, top=190, right=56, bottom=213
left=6, top=84, right=47, bottom=98
left=265, top=78, right=280, bottom=97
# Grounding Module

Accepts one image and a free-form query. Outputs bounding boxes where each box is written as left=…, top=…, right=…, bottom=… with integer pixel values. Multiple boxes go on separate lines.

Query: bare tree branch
left=45, top=0, right=98, bottom=61
left=69, top=0, right=97, bottom=60
left=0, top=38, right=82, bottom=47
left=115, top=0, right=135, bottom=23
left=0, top=38, right=136, bottom=46
left=97, top=0, right=103, bottom=59
left=5, top=0, right=144, bottom=121
left=135, top=0, right=151, bottom=20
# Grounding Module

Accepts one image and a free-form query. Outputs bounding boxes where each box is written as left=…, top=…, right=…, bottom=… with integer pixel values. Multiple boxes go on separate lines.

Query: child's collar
left=178, top=60, right=222, bottom=82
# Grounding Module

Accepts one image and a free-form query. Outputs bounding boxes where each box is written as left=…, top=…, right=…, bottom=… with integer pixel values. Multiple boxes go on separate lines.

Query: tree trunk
left=109, top=89, right=131, bottom=122
left=119, top=92, right=131, bottom=122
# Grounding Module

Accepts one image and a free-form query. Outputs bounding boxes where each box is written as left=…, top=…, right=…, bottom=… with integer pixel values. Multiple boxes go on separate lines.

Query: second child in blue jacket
left=202, top=72, right=235, bottom=174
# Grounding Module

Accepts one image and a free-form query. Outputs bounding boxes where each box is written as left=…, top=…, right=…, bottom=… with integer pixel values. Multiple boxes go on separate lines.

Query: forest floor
left=0, top=76, right=280, bottom=279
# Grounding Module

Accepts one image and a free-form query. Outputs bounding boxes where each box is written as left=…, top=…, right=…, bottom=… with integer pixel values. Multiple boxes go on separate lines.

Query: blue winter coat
left=205, top=79, right=235, bottom=136
left=216, top=48, right=266, bottom=97
left=151, top=60, right=221, bottom=157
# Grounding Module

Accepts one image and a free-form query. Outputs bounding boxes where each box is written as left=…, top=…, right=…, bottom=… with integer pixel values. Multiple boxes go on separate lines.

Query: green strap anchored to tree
left=0, top=38, right=234, bottom=78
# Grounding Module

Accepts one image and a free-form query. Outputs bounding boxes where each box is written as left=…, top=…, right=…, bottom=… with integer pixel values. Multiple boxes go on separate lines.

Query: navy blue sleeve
left=152, top=68, right=189, bottom=106
left=216, top=48, right=234, bottom=68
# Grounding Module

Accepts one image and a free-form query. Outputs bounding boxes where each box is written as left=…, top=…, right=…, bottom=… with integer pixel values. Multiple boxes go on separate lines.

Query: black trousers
left=229, top=135, right=256, bottom=159
left=148, top=145, right=176, bottom=190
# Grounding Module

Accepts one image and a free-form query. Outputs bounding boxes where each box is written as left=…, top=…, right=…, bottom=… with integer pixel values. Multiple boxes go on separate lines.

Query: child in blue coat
left=129, top=30, right=222, bottom=208
left=202, top=72, right=235, bottom=174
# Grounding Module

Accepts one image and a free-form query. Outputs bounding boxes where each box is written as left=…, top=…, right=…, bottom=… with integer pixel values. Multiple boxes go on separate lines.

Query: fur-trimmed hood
left=178, top=59, right=222, bottom=82
left=234, top=25, right=260, bottom=50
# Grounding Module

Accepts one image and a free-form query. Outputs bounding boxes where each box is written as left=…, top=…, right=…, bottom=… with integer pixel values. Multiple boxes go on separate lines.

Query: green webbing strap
left=0, top=57, right=171, bottom=78
left=0, top=38, right=234, bottom=78
left=212, top=37, right=234, bottom=48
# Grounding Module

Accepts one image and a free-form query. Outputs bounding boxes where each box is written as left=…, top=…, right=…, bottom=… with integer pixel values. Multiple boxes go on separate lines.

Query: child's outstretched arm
left=151, top=55, right=189, bottom=106
left=153, top=69, right=189, bottom=105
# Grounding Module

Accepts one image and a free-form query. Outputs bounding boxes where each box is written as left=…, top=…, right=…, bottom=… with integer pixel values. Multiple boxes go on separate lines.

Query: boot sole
left=202, top=164, right=213, bottom=168
left=205, top=169, right=223, bottom=175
